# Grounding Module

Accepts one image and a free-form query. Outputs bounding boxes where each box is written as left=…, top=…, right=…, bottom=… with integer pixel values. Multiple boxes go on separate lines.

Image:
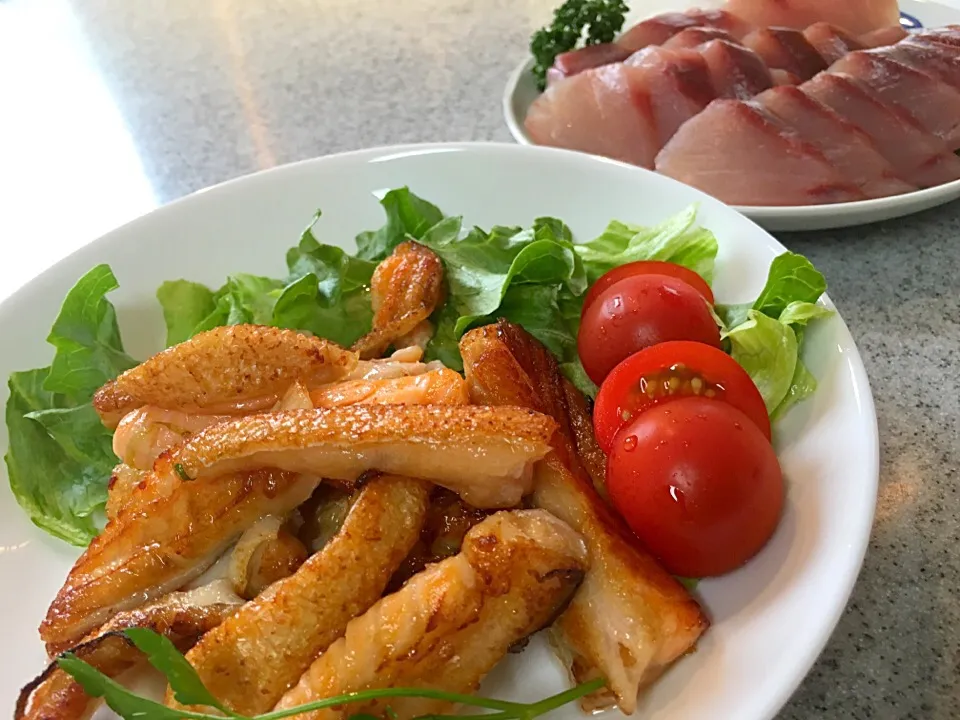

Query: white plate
left=503, top=0, right=960, bottom=231
left=0, top=143, right=878, bottom=720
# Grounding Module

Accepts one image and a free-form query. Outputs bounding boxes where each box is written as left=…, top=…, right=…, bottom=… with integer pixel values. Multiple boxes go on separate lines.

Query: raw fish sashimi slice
left=525, top=65, right=660, bottom=167
left=617, top=9, right=749, bottom=53
left=744, top=27, right=828, bottom=79
left=879, top=39, right=960, bottom=93
left=663, top=26, right=737, bottom=50
left=723, top=0, right=900, bottom=36
left=803, top=22, right=864, bottom=64
left=912, top=26, right=960, bottom=50
left=803, top=72, right=960, bottom=187
left=757, top=86, right=915, bottom=198
left=624, top=47, right=718, bottom=146
left=859, top=25, right=907, bottom=48
left=831, top=51, right=960, bottom=148
left=548, top=43, right=633, bottom=84
left=699, top=39, right=775, bottom=99
left=655, top=99, right=865, bottom=206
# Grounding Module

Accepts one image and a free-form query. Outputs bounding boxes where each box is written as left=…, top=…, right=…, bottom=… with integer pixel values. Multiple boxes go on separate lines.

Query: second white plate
left=503, top=0, right=960, bottom=231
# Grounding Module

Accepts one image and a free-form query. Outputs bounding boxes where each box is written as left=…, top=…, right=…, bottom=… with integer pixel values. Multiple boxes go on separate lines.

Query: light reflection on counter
left=0, top=0, right=157, bottom=302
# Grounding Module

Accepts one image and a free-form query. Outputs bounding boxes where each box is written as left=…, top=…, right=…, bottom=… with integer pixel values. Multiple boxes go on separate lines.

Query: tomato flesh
left=578, top=274, right=722, bottom=386
left=593, top=341, right=771, bottom=452
left=606, top=397, right=784, bottom=578
left=583, top=260, right=715, bottom=313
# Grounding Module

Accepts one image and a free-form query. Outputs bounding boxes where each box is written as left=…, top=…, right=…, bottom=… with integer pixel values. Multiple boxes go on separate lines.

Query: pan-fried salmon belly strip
left=153, top=405, right=554, bottom=508
left=42, top=405, right=552, bottom=653
left=40, top=469, right=319, bottom=655
left=534, top=457, right=708, bottom=712
left=352, top=241, right=445, bottom=359
left=459, top=322, right=708, bottom=714
left=19, top=582, right=242, bottom=720
left=167, top=476, right=429, bottom=715
left=273, top=510, right=588, bottom=720
left=93, top=325, right=358, bottom=427
left=309, top=368, right=469, bottom=407
left=113, top=348, right=450, bottom=478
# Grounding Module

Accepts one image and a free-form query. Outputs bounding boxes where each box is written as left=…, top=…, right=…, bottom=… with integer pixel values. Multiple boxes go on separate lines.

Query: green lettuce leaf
left=423, top=302, right=463, bottom=371
left=576, top=206, right=718, bottom=284
left=354, top=187, right=444, bottom=261
left=156, top=281, right=217, bottom=346
left=719, top=253, right=833, bottom=418
left=44, top=264, right=137, bottom=399
left=4, top=265, right=135, bottom=544
left=772, top=359, right=818, bottom=420
left=5, top=370, right=110, bottom=545
left=724, top=310, right=799, bottom=412
left=156, top=220, right=377, bottom=348
left=272, top=273, right=373, bottom=347
left=415, top=217, right=586, bottom=338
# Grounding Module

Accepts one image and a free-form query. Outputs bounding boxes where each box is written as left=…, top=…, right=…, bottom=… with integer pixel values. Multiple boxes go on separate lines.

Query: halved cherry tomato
left=606, top=396, right=784, bottom=577
left=593, top=341, right=771, bottom=452
left=578, top=274, right=722, bottom=386
left=583, top=260, right=715, bottom=314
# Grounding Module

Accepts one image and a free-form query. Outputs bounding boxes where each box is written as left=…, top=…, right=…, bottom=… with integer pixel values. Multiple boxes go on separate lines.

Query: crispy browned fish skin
left=352, top=241, right=445, bottom=359
left=228, top=517, right=310, bottom=600
left=168, top=476, right=429, bottom=715
left=274, top=510, right=587, bottom=720
left=94, top=325, right=358, bottom=426
left=148, top=405, right=554, bottom=508
left=104, top=464, right=147, bottom=521
left=460, top=321, right=708, bottom=714
left=40, top=470, right=319, bottom=656
left=18, top=583, right=242, bottom=720
left=561, top=377, right=608, bottom=499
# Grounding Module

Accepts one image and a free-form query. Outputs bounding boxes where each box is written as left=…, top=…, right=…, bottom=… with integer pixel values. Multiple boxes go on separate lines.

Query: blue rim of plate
left=900, top=11, right=923, bottom=28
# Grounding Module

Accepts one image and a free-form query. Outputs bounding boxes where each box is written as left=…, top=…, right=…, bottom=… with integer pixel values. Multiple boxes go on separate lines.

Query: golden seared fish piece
left=560, top=376, right=608, bottom=499
left=460, top=322, right=708, bottom=714
left=18, top=581, right=242, bottom=720
left=146, top=405, right=554, bottom=508
left=227, top=515, right=309, bottom=600
left=43, top=405, right=551, bottom=653
left=352, top=241, right=445, bottom=359
left=343, top=346, right=441, bottom=381
left=112, top=407, right=229, bottom=470
left=104, top=464, right=149, bottom=521
left=40, top=470, right=320, bottom=656
left=274, top=510, right=588, bottom=720
left=110, top=346, right=446, bottom=475
left=168, top=476, right=429, bottom=715
left=309, top=368, right=469, bottom=407
left=94, top=325, right=358, bottom=427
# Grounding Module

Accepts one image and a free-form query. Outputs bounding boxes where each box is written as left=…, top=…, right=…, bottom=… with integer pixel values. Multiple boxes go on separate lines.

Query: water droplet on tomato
left=622, top=435, right=638, bottom=452
left=734, top=422, right=742, bottom=430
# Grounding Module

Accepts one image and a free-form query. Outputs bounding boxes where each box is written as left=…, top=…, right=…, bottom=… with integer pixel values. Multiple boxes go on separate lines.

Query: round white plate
left=0, top=143, right=878, bottom=720
left=503, top=0, right=960, bottom=231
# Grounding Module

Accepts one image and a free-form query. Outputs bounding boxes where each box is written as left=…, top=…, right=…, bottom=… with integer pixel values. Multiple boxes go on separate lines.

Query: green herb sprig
left=530, top=0, right=629, bottom=90
left=58, top=628, right=604, bottom=720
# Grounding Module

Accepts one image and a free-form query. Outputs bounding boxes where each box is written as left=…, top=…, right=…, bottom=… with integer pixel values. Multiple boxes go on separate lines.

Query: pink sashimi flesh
left=803, top=22, right=864, bottom=64
left=831, top=51, right=960, bottom=148
left=803, top=72, right=960, bottom=188
left=699, top=39, right=774, bottom=99
left=723, top=0, right=901, bottom=37
left=756, top=85, right=915, bottom=198
left=744, top=27, right=828, bottom=80
left=655, top=98, right=866, bottom=206
left=525, top=65, right=660, bottom=168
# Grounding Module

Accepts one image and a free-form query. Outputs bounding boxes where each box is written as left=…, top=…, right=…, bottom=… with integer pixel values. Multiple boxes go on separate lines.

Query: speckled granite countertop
left=1, top=0, right=958, bottom=717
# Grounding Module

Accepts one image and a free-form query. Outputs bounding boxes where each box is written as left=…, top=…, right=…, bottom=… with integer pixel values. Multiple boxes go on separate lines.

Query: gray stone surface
left=2, top=0, right=959, bottom=717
